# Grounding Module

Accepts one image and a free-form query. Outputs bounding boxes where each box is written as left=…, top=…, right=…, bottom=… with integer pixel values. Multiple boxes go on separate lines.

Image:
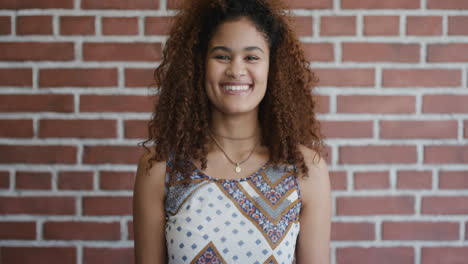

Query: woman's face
left=205, top=17, right=270, bottom=115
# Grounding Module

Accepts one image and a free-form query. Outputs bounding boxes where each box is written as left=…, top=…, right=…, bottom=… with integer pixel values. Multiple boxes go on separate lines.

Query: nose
left=225, top=58, right=246, bottom=78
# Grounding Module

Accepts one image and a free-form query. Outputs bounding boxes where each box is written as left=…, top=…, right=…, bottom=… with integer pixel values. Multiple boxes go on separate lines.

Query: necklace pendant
left=235, top=163, right=241, bottom=173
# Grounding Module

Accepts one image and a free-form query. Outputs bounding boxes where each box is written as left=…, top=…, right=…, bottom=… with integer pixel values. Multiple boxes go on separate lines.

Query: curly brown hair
left=139, top=0, right=327, bottom=182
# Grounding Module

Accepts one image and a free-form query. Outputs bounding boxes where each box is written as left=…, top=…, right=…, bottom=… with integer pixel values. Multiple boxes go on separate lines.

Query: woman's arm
left=133, top=150, right=167, bottom=264
left=295, top=145, right=332, bottom=264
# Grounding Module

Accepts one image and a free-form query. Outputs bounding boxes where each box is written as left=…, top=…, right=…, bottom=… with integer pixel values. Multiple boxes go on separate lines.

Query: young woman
left=133, top=0, right=331, bottom=263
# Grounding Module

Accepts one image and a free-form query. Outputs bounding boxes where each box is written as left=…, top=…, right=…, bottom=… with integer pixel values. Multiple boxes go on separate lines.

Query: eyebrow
left=209, top=46, right=264, bottom=54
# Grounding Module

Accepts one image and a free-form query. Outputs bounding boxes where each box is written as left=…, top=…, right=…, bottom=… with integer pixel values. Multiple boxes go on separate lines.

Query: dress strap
left=164, top=152, right=175, bottom=196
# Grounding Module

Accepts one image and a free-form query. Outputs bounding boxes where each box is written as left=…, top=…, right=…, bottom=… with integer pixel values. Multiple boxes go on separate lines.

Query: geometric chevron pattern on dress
left=217, top=171, right=301, bottom=249
left=164, top=156, right=302, bottom=264
left=263, top=255, right=279, bottom=264
left=190, top=241, right=227, bottom=264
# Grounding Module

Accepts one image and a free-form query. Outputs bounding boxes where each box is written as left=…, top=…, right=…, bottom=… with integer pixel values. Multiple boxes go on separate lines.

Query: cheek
left=254, top=63, right=269, bottom=83
left=205, top=61, right=223, bottom=80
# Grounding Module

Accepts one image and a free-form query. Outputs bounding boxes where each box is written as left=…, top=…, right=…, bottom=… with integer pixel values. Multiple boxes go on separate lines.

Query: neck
left=208, top=109, right=261, bottom=161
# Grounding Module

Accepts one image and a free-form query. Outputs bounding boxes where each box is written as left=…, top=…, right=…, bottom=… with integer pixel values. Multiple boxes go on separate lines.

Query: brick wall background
left=0, top=0, right=467, bottom=263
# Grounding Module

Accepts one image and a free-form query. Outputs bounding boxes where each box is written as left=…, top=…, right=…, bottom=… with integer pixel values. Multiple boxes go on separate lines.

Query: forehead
left=208, top=17, right=270, bottom=52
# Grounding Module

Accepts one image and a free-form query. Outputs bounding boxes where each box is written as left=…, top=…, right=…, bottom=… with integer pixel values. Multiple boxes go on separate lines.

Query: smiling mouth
left=221, top=84, right=251, bottom=91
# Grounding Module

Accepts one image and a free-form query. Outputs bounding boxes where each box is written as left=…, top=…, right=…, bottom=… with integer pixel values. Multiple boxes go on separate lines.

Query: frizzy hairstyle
left=139, top=0, right=328, bottom=182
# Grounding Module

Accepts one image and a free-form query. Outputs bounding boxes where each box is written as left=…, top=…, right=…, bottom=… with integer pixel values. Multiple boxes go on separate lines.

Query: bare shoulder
left=296, top=144, right=328, bottom=177
left=296, top=144, right=330, bottom=206
left=134, top=147, right=167, bottom=204
left=133, top=147, right=168, bottom=263
left=137, top=148, right=166, bottom=177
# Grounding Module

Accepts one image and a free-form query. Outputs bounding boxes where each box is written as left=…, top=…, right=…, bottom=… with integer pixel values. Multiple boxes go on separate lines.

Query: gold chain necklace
left=208, top=130, right=259, bottom=173
left=210, top=132, right=256, bottom=140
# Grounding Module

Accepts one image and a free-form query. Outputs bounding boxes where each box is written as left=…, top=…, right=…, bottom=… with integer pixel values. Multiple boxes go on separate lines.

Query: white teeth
left=222, top=85, right=250, bottom=91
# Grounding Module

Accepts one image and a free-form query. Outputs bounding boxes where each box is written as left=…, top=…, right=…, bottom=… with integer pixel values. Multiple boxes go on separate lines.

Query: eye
left=214, top=55, right=230, bottom=60
left=245, top=56, right=259, bottom=61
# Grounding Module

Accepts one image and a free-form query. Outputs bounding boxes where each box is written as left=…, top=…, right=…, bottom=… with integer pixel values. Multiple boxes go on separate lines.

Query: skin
left=133, top=16, right=332, bottom=264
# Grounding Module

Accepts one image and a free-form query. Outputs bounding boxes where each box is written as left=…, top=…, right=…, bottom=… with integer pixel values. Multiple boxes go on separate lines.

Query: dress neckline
left=188, top=159, right=271, bottom=182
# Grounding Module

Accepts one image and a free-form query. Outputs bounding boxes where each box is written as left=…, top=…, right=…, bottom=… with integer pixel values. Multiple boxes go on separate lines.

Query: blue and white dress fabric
left=164, top=156, right=302, bottom=264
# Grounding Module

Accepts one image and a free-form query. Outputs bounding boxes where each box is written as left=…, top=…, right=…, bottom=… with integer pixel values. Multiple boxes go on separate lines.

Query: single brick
left=320, top=16, right=356, bottom=36
left=0, top=145, right=76, bottom=164
left=330, top=171, right=348, bottom=190
left=0, top=196, right=75, bottom=215
left=83, top=145, right=142, bottom=164
left=364, top=16, right=399, bottom=36
left=354, top=171, right=390, bottom=189
left=397, top=170, right=432, bottom=189
left=320, top=120, right=373, bottom=138
left=39, top=68, right=118, bottom=87
left=83, top=42, right=161, bottom=61
left=0, top=222, right=36, bottom=240
left=43, top=221, right=120, bottom=240
left=337, top=247, right=412, bottom=264
left=58, top=171, right=94, bottom=190
left=17, top=16, right=53, bottom=35
left=83, top=196, right=132, bottom=215
left=1, top=247, right=76, bottom=264
left=84, top=248, right=133, bottom=264
left=465, top=120, right=468, bottom=138
left=0, top=42, right=74, bottom=61
left=448, top=16, right=468, bottom=35
left=0, top=171, right=9, bottom=189
left=145, top=16, right=174, bottom=35
left=284, top=0, right=333, bottom=9
left=0, top=119, right=34, bottom=138
left=422, top=247, right=468, bottom=264
left=16, top=171, right=52, bottom=190
left=342, top=0, right=419, bottom=9
left=422, top=196, right=468, bottom=214
left=0, top=16, right=11, bottom=35
left=339, top=145, right=417, bottom=164
left=380, top=120, right=458, bottom=139
left=331, top=222, right=375, bottom=241
left=60, top=16, right=95, bottom=35
left=102, top=17, right=139, bottom=35
left=382, top=221, right=458, bottom=240
left=343, top=43, right=420, bottom=62
left=439, top=171, right=468, bottom=189
left=424, top=145, right=468, bottom=164
left=0, top=94, right=74, bottom=113
left=81, top=0, right=159, bottom=9
left=80, top=95, right=154, bottom=113
left=427, top=0, right=468, bottom=9
left=123, top=120, right=148, bottom=139
left=124, top=68, right=156, bottom=88
left=127, top=221, right=134, bottom=240
left=315, top=95, right=330, bottom=113
left=292, top=16, right=313, bottom=36
left=407, top=16, right=442, bottom=36
left=337, top=196, right=415, bottom=215
left=314, top=68, right=375, bottom=87
left=427, top=44, right=468, bottom=62
left=423, top=95, right=468, bottom=113
left=0, top=0, right=73, bottom=9
left=100, top=171, right=135, bottom=190
left=338, top=95, right=415, bottom=113
left=39, top=119, right=117, bottom=138
left=382, top=69, right=461, bottom=87
left=0, top=68, right=32, bottom=87
left=301, top=43, right=334, bottom=62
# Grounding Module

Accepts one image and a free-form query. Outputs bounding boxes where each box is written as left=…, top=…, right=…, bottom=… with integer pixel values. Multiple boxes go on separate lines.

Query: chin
left=221, top=106, right=258, bottom=115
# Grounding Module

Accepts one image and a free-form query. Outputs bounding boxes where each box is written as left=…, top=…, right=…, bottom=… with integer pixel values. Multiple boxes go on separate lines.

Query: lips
left=219, top=82, right=252, bottom=95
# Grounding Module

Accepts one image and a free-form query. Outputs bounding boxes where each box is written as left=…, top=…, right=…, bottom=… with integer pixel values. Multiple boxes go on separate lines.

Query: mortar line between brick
left=160, top=0, right=168, bottom=10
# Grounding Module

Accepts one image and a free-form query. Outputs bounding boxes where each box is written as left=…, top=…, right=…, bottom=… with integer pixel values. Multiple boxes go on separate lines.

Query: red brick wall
left=1, top=0, right=468, bottom=263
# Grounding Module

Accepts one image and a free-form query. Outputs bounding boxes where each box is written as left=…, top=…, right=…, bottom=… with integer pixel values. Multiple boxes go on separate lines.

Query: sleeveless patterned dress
left=164, top=154, right=302, bottom=264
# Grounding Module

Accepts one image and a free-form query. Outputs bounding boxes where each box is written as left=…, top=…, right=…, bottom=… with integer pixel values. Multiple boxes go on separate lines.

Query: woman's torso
left=164, top=155, right=302, bottom=264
